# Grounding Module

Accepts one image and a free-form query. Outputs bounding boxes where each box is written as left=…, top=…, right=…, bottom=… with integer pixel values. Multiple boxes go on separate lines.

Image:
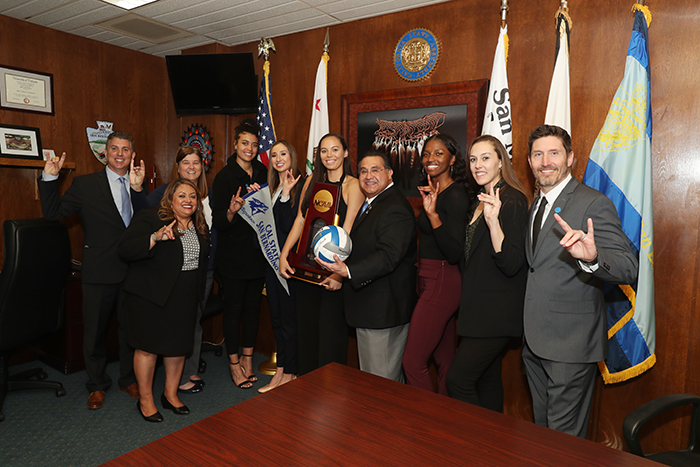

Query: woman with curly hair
left=402, top=133, right=470, bottom=395
left=119, top=179, right=210, bottom=422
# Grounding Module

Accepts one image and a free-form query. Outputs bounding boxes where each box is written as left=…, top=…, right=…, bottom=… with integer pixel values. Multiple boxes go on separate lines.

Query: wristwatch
left=581, top=252, right=598, bottom=267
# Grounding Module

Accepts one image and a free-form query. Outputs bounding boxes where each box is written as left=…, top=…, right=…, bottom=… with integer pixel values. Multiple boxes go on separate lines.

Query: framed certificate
left=0, top=124, right=43, bottom=159
left=0, top=65, right=54, bottom=115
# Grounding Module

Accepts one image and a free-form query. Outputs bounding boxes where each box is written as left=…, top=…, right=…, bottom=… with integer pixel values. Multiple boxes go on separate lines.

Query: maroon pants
left=402, top=259, right=460, bottom=395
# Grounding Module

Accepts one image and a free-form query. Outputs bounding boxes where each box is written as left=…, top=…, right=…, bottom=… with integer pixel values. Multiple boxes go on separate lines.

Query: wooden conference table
left=104, top=363, right=656, bottom=466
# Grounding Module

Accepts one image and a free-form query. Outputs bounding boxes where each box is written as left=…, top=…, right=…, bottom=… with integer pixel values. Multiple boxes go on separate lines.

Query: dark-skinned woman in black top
left=402, top=133, right=470, bottom=395
left=212, top=119, right=267, bottom=389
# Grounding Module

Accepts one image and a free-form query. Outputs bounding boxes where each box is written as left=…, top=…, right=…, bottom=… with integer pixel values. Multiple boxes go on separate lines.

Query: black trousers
left=295, top=281, right=348, bottom=375
left=446, top=336, right=512, bottom=412
left=81, top=282, right=135, bottom=392
left=221, top=276, right=265, bottom=354
left=265, top=267, right=298, bottom=374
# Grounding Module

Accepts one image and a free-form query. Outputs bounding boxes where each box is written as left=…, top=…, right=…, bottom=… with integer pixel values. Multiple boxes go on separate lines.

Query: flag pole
left=306, top=30, right=331, bottom=175
left=500, top=0, right=508, bottom=28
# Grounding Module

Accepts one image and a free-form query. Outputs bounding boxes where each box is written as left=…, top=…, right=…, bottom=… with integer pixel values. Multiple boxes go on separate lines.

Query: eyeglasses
left=358, top=166, right=385, bottom=177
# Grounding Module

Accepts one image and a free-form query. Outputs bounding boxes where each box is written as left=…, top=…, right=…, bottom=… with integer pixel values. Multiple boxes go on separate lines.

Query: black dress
left=296, top=175, right=349, bottom=375
left=119, top=209, right=209, bottom=356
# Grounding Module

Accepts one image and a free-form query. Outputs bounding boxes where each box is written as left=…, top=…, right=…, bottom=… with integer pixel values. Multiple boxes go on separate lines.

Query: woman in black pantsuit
left=119, top=179, right=209, bottom=422
left=212, top=119, right=268, bottom=389
left=446, top=135, right=529, bottom=412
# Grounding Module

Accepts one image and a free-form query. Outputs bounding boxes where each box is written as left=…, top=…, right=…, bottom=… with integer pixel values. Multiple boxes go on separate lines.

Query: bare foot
left=258, top=367, right=284, bottom=393
left=277, top=374, right=297, bottom=387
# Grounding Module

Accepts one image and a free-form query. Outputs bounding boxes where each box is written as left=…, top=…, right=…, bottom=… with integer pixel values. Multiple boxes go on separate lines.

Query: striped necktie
left=119, top=177, right=132, bottom=226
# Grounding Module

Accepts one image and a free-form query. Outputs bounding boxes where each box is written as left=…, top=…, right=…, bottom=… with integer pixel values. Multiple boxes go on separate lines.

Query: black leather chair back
left=0, top=219, right=71, bottom=353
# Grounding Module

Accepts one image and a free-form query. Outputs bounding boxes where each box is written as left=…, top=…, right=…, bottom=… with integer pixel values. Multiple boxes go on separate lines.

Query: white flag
left=306, top=53, right=329, bottom=175
left=544, top=12, right=571, bottom=135
left=482, top=26, right=513, bottom=158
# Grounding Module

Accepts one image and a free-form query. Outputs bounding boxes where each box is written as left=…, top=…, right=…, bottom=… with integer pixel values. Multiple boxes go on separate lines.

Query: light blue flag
left=582, top=8, right=655, bottom=383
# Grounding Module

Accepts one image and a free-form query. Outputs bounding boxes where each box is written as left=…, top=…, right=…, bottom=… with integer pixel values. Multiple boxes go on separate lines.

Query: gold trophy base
left=258, top=352, right=277, bottom=375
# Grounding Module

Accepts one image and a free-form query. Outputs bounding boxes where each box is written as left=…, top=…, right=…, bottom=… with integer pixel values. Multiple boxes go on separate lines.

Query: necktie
left=360, top=200, right=369, bottom=216
left=532, top=197, right=548, bottom=252
left=119, top=177, right=132, bottom=226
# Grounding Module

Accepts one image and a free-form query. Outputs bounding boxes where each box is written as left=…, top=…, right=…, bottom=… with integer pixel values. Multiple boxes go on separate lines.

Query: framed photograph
left=0, top=124, right=42, bottom=159
left=342, top=80, right=488, bottom=201
left=0, top=65, right=54, bottom=115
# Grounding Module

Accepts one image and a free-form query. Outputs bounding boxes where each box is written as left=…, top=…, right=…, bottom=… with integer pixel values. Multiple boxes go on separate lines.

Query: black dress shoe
left=191, top=377, right=205, bottom=387
left=161, top=393, right=190, bottom=415
left=177, top=379, right=204, bottom=394
left=137, top=401, right=163, bottom=423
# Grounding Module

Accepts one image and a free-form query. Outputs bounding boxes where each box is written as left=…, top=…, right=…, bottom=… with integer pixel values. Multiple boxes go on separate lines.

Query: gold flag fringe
left=632, top=4, right=652, bottom=27
left=599, top=353, right=656, bottom=384
left=504, top=31, right=509, bottom=67
left=555, top=8, right=573, bottom=31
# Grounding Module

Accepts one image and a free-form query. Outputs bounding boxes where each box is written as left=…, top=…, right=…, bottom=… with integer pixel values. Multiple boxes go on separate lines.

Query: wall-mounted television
left=165, top=53, right=258, bottom=115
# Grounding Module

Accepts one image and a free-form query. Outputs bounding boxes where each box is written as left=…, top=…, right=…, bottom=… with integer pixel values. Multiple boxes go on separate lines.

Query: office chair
left=198, top=273, right=224, bottom=374
left=623, top=393, right=700, bottom=467
left=0, top=219, right=70, bottom=422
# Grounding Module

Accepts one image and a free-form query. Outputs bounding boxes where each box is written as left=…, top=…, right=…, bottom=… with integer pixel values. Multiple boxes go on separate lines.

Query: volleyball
left=312, top=225, right=353, bottom=263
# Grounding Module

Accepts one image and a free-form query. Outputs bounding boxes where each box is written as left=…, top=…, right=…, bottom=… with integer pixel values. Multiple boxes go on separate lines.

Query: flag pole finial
left=323, top=28, right=330, bottom=53
left=257, top=37, right=276, bottom=61
left=500, top=0, right=508, bottom=27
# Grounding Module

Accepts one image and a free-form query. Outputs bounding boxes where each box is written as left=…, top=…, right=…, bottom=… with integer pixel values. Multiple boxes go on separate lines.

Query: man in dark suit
left=523, top=125, right=638, bottom=438
left=39, top=131, right=145, bottom=410
left=317, top=149, right=416, bottom=382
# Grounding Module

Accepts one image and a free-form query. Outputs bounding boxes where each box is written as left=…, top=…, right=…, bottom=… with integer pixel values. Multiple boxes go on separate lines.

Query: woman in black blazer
left=212, top=119, right=267, bottom=389
left=446, top=135, right=529, bottom=412
left=119, top=179, right=209, bottom=422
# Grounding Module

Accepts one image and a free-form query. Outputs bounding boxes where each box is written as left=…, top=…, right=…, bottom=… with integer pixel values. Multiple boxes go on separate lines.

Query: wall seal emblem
left=181, top=124, right=214, bottom=172
left=394, top=29, right=440, bottom=81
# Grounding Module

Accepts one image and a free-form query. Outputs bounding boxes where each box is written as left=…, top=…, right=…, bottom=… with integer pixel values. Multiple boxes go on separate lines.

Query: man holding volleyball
left=316, top=149, right=416, bottom=382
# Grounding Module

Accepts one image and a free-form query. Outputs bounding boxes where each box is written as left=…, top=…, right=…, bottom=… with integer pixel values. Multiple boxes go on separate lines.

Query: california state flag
left=306, top=53, right=329, bottom=175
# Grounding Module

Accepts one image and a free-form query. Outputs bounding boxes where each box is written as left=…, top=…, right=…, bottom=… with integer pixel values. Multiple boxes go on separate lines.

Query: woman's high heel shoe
left=229, top=362, right=253, bottom=389
left=240, top=354, right=258, bottom=382
left=161, top=393, right=190, bottom=415
left=137, top=400, right=163, bottom=423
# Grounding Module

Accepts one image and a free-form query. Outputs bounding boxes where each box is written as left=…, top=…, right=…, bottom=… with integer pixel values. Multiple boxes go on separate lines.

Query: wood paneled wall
left=182, top=0, right=700, bottom=454
left=0, top=15, right=180, bottom=263
left=1, top=0, right=698, bottom=455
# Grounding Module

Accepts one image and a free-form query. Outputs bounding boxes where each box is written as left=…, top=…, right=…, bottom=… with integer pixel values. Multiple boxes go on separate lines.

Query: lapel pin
left=554, top=207, right=561, bottom=213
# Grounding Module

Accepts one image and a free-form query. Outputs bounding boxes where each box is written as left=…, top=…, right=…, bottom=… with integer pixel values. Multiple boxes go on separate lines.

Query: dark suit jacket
left=524, top=177, right=638, bottom=363
left=344, top=185, right=417, bottom=329
left=38, top=169, right=128, bottom=284
left=459, top=185, right=529, bottom=338
left=118, top=208, right=209, bottom=308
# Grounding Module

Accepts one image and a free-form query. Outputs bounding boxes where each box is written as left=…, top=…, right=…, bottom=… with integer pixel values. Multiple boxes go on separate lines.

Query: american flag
left=256, top=60, right=276, bottom=167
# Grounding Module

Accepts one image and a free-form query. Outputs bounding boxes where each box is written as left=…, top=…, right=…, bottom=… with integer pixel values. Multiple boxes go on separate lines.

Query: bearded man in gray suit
left=523, top=125, right=638, bottom=438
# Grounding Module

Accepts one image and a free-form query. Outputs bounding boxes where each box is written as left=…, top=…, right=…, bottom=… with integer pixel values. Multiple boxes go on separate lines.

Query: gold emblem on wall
left=394, top=29, right=440, bottom=81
